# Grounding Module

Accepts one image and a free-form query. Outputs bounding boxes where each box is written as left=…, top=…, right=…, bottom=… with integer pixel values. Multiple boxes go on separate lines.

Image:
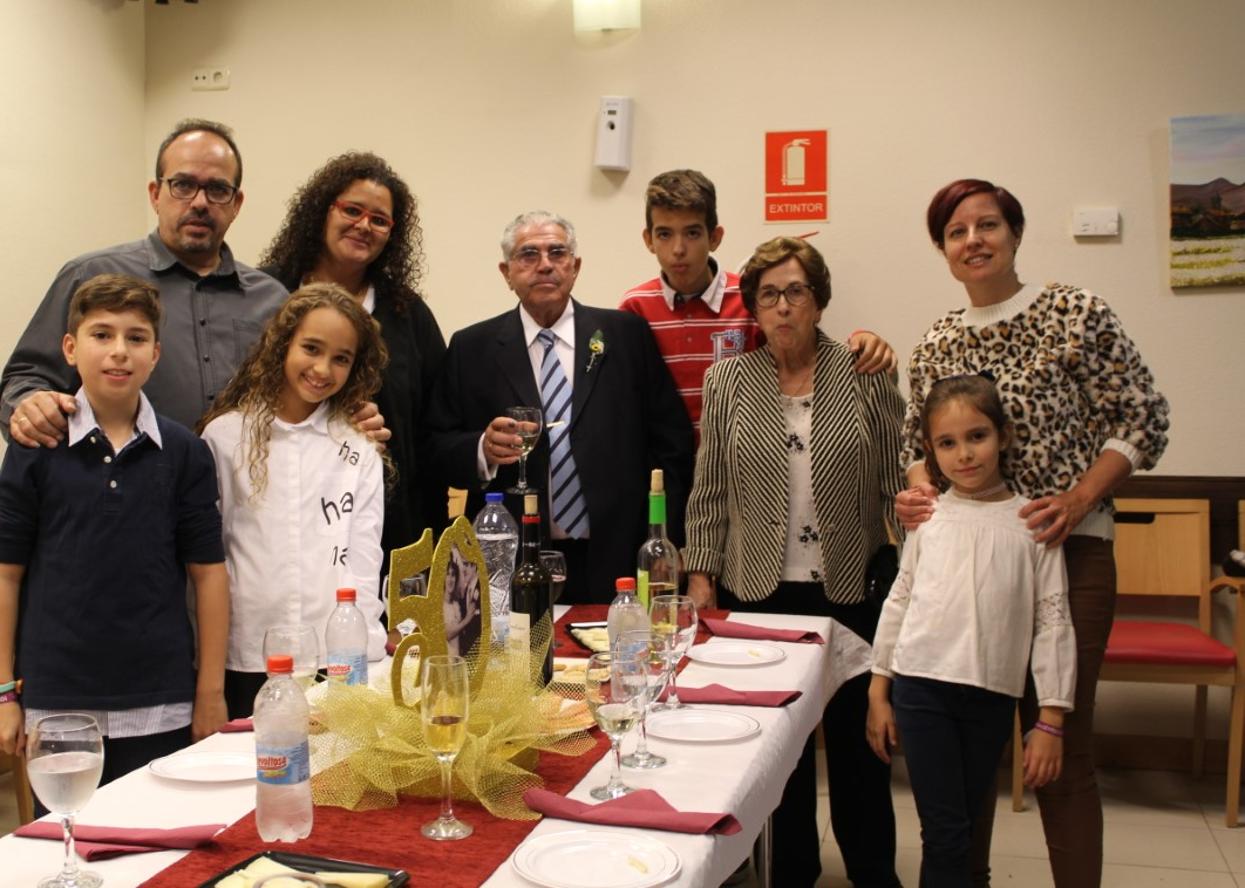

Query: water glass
left=263, top=623, right=321, bottom=692
left=649, top=593, right=698, bottom=710
left=616, top=628, right=668, bottom=769
left=26, top=713, right=105, bottom=888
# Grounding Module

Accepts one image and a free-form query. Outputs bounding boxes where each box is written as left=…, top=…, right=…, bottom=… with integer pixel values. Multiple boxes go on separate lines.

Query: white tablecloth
left=1, top=611, right=871, bottom=887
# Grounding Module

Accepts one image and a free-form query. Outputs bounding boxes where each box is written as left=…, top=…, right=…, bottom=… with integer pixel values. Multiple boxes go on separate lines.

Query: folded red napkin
left=218, top=717, right=253, bottom=733
left=662, top=683, right=802, bottom=707
left=15, top=822, right=224, bottom=861
left=701, top=617, right=824, bottom=644
left=524, top=787, right=741, bottom=835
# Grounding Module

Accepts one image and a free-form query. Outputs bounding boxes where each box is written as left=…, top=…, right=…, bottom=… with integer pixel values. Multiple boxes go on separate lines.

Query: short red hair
left=926, top=179, right=1025, bottom=249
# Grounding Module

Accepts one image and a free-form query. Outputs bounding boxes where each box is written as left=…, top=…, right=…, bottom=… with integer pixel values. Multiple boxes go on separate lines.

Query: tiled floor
left=4, top=759, right=1245, bottom=885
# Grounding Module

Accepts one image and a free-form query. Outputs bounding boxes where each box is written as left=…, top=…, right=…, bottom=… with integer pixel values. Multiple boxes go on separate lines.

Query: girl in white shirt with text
left=867, top=374, right=1076, bottom=886
left=199, top=284, right=391, bottom=717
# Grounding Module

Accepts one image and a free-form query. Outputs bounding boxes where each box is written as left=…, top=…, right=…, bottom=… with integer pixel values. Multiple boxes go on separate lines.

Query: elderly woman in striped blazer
left=684, top=236, right=906, bottom=888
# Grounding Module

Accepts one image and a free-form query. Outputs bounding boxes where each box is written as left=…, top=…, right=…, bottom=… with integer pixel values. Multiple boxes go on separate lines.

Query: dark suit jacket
left=427, top=300, right=694, bottom=603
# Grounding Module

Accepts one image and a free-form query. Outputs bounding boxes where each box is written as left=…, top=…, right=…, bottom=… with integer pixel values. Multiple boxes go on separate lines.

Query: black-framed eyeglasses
left=332, top=200, right=394, bottom=232
left=756, top=282, right=815, bottom=308
left=510, top=245, right=573, bottom=268
left=159, top=176, right=238, bottom=205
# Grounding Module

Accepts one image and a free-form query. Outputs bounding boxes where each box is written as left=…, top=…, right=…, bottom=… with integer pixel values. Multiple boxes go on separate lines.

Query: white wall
left=0, top=0, right=147, bottom=367
left=0, top=0, right=1237, bottom=476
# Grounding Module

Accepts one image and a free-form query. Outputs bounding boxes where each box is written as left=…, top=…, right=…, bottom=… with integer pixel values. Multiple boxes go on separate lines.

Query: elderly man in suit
left=428, top=211, right=693, bottom=604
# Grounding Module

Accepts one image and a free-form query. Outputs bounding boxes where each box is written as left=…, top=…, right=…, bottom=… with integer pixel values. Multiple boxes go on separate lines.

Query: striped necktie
left=537, top=329, right=589, bottom=538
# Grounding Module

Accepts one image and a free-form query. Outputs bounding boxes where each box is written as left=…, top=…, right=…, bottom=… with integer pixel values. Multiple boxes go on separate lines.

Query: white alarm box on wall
left=594, top=96, right=633, bottom=171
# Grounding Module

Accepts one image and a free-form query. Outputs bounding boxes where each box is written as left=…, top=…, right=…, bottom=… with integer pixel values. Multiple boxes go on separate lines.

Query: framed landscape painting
left=1170, top=114, right=1245, bottom=288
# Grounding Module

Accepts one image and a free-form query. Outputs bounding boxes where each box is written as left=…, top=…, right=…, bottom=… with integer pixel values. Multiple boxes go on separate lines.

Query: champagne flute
left=506, top=406, right=543, bottom=494
left=26, top=713, right=105, bottom=888
left=420, top=654, right=472, bottom=840
left=616, top=628, right=668, bottom=769
left=263, top=623, right=321, bottom=692
left=649, top=593, right=698, bottom=711
left=585, top=651, right=644, bottom=799
left=539, top=550, right=567, bottom=605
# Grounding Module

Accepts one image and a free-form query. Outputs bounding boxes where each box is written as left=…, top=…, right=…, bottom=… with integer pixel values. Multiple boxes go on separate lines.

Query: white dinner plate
left=512, top=829, right=681, bottom=888
left=644, top=708, right=761, bottom=743
left=686, top=640, right=786, bottom=666
left=148, top=751, right=254, bottom=783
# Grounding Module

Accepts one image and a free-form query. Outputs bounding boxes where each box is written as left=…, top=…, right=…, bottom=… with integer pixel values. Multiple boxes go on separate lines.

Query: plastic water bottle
left=254, top=654, right=313, bottom=842
left=325, top=587, right=368, bottom=685
left=474, top=492, right=519, bottom=646
left=607, top=577, right=650, bottom=652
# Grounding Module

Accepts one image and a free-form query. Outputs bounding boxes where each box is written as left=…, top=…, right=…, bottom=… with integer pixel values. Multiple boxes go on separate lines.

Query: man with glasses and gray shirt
left=1, top=119, right=288, bottom=442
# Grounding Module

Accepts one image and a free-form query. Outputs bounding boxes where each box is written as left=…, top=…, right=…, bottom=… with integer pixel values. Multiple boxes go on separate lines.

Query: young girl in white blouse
left=199, top=284, right=391, bottom=717
left=867, top=374, right=1076, bottom=886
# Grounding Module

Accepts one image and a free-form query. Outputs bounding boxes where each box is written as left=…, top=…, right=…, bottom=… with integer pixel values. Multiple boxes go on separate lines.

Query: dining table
left=1, top=608, right=871, bottom=887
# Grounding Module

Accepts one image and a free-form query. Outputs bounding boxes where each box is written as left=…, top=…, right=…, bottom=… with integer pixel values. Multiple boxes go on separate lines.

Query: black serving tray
left=196, top=850, right=409, bottom=887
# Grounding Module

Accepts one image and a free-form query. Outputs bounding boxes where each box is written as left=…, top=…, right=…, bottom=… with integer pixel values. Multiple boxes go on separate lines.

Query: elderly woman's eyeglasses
left=756, top=282, right=815, bottom=308
left=333, top=200, right=395, bottom=232
left=510, top=245, right=573, bottom=268
left=160, top=176, right=238, bottom=205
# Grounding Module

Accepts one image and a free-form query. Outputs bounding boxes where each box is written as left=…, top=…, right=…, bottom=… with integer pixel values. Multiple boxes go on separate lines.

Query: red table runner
left=139, top=733, right=611, bottom=887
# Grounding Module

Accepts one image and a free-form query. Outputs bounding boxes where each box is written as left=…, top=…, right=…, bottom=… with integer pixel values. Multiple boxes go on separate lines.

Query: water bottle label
left=256, top=740, right=310, bottom=785
left=327, top=651, right=367, bottom=685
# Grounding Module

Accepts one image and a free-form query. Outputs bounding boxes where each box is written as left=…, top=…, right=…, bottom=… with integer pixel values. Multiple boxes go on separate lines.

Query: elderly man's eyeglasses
left=160, top=176, right=238, bottom=205
left=332, top=200, right=395, bottom=232
left=756, top=282, right=815, bottom=308
left=510, top=245, right=573, bottom=268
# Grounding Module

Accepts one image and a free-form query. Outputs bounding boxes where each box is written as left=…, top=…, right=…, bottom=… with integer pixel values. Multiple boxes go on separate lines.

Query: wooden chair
left=0, top=749, right=34, bottom=826
left=1012, top=498, right=1245, bottom=826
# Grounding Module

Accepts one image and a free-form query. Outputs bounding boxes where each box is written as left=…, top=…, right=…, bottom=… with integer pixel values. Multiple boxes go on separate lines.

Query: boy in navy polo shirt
left=0, top=273, right=229, bottom=786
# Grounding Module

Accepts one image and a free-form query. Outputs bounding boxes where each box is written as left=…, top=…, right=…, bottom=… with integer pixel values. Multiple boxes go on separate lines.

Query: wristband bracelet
left=0, top=679, right=20, bottom=695
left=0, top=691, right=19, bottom=705
left=1033, top=720, right=1064, bottom=738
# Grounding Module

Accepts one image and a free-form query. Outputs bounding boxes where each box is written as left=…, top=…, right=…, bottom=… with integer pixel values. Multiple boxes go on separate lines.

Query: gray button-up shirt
left=2, top=231, right=288, bottom=432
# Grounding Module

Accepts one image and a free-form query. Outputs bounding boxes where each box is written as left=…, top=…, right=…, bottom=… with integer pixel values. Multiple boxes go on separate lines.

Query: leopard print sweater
left=902, top=283, right=1170, bottom=502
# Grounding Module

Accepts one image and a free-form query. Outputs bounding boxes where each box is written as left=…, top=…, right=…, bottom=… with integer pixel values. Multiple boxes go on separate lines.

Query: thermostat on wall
left=1073, top=208, right=1120, bottom=237
left=595, top=96, right=633, bottom=172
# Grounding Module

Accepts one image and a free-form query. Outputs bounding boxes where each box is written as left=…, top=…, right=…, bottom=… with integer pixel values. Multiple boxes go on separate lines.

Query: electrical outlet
left=191, top=67, right=231, bottom=91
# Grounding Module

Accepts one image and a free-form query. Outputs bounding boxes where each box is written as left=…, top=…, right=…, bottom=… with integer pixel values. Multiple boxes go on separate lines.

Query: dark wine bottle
left=509, top=493, right=554, bottom=686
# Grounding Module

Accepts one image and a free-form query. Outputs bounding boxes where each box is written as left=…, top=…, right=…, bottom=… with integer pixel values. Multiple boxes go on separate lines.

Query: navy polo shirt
left=0, top=392, right=224, bottom=710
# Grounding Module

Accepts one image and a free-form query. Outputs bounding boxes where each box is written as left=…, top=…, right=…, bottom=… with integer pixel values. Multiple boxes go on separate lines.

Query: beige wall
left=2, top=0, right=1242, bottom=477
left=0, top=0, right=146, bottom=369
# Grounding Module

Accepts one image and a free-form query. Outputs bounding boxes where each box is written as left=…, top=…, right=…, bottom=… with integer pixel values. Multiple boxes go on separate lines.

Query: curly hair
left=259, top=152, right=426, bottom=312
left=198, top=283, right=390, bottom=498
left=739, top=236, right=832, bottom=316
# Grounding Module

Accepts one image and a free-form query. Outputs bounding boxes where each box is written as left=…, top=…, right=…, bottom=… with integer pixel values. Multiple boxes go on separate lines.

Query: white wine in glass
left=26, top=713, right=105, bottom=888
left=420, top=654, right=472, bottom=840
left=505, top=406, right=543, bottom=494
left=617, top=628, right=668, bottom=769
left=585, top=651, right=644, bottom=800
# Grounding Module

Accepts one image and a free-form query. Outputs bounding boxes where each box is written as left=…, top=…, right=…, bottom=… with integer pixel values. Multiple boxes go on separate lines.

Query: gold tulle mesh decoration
left=308, top=614, right=594, bottom=819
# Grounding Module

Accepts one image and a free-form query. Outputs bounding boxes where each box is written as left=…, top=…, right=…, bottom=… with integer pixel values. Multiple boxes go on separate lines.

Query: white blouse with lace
left=872, top=489, right=1076, bottom=708
left=779, top=391, right=823, bottom=583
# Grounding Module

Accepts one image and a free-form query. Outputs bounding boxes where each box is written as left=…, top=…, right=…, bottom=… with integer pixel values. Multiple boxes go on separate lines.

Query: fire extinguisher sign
left=764, top=130, right=828, bottom=222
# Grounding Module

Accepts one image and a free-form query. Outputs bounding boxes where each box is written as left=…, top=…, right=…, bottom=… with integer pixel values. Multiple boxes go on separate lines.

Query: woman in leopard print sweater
left=896, top=179, right=1169, bottom=888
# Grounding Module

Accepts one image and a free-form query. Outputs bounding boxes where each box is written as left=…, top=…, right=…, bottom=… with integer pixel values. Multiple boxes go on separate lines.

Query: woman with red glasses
left=261, top=153, right=448, bottom=565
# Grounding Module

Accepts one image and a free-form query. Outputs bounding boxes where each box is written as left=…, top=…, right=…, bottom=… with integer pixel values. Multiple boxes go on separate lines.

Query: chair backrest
left=1115, top=498, right=1212, bottom=626
left=1238, top=499, right=1244, bottom=549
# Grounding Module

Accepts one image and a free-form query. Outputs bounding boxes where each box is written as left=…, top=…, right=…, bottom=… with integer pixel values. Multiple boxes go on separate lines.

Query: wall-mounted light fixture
left=573, top=0, right=641, bottom=33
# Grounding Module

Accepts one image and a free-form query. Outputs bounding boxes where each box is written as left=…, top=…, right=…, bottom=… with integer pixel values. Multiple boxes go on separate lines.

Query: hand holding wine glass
left=649, top=593, right=698, bottom=711
left=421, top=654, right=472, bottom=840
left=505, top=406, right=543, bottom=494
left=26, top=713, right=105, bottom=888
left=585, top=650, right=645, bottom=799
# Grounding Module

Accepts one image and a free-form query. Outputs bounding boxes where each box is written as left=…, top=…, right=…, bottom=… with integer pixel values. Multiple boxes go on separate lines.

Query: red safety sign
left=764, top=130, right=828, bottom=222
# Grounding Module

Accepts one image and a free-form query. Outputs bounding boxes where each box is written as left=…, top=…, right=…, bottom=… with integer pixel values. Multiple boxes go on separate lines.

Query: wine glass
left=263, top=623, right=321, bottom=692
left=420, top=654, right=472, bottom=840
left=616, top=628, right=668, bottom=770
left=506, top=406, right=543, bottom=493
left=649, top=593, right=698, bottom=711
left=585, top=650, right=645, bottom=800
left=539, top=550, right=567, bottom=605
left=26, top=713, right=105, bottom=888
